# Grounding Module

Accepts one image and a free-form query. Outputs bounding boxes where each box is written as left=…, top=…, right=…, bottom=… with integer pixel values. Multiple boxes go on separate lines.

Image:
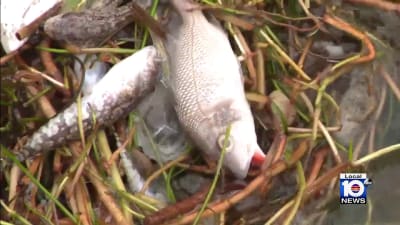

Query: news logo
left=340, top=173, right=372, bottom=204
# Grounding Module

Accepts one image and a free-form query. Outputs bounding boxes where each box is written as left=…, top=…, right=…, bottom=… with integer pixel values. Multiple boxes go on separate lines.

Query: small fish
left=43, top=1, right=134, bottom=48
left=16, top=46, right=160, bottom=161
left=44, top=0, right=165, bottom=48
left=163, top=0, right=265, bottom=178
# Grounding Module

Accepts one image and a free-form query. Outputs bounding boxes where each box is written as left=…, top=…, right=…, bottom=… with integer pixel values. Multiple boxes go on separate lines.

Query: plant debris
left=1, top=0, right=399, bottom=225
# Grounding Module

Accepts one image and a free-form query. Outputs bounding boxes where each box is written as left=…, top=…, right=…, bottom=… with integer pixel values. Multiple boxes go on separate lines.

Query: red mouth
left=251, top=152, right=265, bottom=167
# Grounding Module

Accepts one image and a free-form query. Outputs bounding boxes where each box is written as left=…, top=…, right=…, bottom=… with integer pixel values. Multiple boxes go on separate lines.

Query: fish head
left=216, top=118, right=265, bottom=179
left=188, top=101, right=265, bottom=179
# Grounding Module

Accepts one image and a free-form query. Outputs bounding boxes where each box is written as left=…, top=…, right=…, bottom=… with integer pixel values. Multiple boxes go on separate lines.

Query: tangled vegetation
left=1, top=0, right=400, bottom=224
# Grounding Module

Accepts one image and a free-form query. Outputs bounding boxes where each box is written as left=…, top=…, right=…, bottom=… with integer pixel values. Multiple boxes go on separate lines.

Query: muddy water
left=324, top=56, right=400, bottom=225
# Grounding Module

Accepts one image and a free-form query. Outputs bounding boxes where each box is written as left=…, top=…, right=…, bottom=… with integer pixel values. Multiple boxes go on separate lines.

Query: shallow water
left=324, top=41, right=400, bottom=225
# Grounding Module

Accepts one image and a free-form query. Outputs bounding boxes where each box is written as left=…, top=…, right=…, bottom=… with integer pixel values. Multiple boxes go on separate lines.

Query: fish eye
left=217, top=135, right=233, bottom=152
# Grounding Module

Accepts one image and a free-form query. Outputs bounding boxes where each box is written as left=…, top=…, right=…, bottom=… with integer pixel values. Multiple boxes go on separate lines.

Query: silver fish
left=163, top=0, right=265, bottom=178
left=16, top=46, right=160, bottom=160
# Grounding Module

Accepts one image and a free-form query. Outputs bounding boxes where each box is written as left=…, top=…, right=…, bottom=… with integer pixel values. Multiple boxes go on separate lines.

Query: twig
left=2, top=147, right=78, bottom=224
left=39, top=38, right=63, bottom=82
left=229, top=25, right=257, bottom=88
left=25, top=85, right=56, bottom=118
left=306, top=146, right=330, bottom=184
left=256, top=48, right=266, bottom=109
left=306, top=163, right=349, bottom=196
left=0, top=44, right=31, bottom=65
left=268, top=162, right=349, bottom=225
left=368, top=84, right=387, bottom=154
left=352, top=144, right=400, bottom=166
left=317, top=120, right=342, bottom=163
left=211, top=9, right=255, bottom=30
left=260, top=134, right=287, bottom=195
left=283, top=162, right=306, bottom=225
left=299, top=92, right=315, bottom=115
left=96, top=130, right=134, bottom=224
left=74, top=180, right=91, bottom=225
left=163, top=140, right=310, bottom=225
left=323, top=14, right=375, bottom=65
left=15, top=55, right=66, bottom=89
left=259, top=30, right=311, bottom=81
left=175, top=163, right=216, bottom=174
left=143, top=184, right=210, bottom=225
left=344, top=0, right=400, bottom=12
left=193, top=125, right=232, bottom=225
left=352, top=128, right=369, bottom=161
left=140, top=154, right=189, bottom=193
left=85, top=165, right=131, bottom=225
left=38, top=45, right=138, bottom=54
left=251, top=9, right=320, bottom=32
left=288, top=126, right=340, bottom=133
left=0, top=200, right=33, bottom=225
left=8, top=165, right=21, bottom=210
left=380, top=66, right=400, bottom=101
left=107, top=127, right=136, bottom=168
left=246, top=92, right=269, bottom=105
left=297, top=0, right=320, bottom=28
left=68, top=140, right=131, bottom=225
left=297, top=38, right=313, bottom=69
left=16, top=1, right=63, bottom=40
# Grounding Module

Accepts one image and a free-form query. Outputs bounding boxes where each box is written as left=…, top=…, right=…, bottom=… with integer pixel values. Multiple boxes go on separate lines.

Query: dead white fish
left=16, top=46, right=160, bottom=161
left=0, top=0, right=61, bottom=53
left=163, top=0, right=265, bottom=178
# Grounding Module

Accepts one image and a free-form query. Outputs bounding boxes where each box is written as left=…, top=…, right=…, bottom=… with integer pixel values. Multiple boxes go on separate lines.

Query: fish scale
left=170, top=11, right=241, bottom=127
